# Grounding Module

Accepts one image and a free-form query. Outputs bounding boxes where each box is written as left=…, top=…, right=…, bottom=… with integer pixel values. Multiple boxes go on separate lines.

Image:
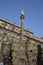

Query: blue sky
left=0, top=0, right=43, bottom=37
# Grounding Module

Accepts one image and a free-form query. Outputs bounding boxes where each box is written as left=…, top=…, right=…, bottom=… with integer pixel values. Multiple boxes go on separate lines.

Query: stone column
left=20, top=10, right=24, bottom=42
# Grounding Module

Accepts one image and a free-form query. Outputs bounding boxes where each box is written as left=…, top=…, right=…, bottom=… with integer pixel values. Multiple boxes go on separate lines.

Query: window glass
left=2, top=33, right=7, bottom=41
left=0, top=62, right=4, bottom=65
left=11, top=36, right=15, bottom=43
left=12, top=26, right=15, bottom=31
left=4, top=23, right=9, bottom=29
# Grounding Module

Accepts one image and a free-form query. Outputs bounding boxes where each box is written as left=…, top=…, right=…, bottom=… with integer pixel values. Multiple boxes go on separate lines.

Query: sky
left=0, top=0, right=43, bottom=38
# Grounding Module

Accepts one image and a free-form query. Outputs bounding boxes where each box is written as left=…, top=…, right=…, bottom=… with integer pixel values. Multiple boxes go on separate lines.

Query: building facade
left=0, top=11, right=43, bottom=65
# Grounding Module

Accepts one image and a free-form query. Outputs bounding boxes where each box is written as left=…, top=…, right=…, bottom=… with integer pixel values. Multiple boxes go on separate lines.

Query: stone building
left=0, top=10, right=43, bottom=65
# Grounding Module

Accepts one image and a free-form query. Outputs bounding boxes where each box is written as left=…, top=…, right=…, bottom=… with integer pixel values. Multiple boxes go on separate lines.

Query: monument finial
left=20, top=10, right=24, bottom=19
left=21, top=10, right=24, bottom=15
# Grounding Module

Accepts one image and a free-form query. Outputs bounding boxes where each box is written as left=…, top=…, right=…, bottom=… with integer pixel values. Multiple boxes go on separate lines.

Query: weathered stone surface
left=0, top=19, right=43, bottom=65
